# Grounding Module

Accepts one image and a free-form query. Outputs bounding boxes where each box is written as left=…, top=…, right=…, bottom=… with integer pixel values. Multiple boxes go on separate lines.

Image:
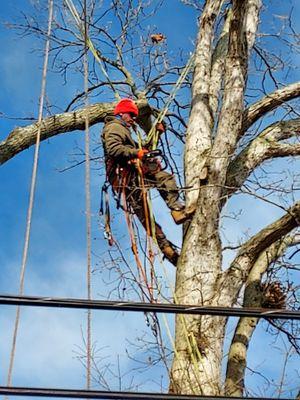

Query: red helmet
left=114, top=98, right=139, bottom=117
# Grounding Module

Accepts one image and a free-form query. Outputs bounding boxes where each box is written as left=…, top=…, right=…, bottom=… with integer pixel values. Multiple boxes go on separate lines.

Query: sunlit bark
left=225, top=236, right=296, bottom=396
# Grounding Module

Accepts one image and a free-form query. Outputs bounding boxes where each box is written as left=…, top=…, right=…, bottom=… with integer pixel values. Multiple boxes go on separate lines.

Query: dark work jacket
left=102, top=116, right=139, bottom=166
left=102, top=116, right=142, bottom=186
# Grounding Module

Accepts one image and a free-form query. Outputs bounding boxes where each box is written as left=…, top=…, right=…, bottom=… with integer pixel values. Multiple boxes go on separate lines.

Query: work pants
left=110, top=167, right=180, bottom=251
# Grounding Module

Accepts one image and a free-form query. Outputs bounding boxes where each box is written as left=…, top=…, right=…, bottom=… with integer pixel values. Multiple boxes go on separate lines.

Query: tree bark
left=225, top=236, right=294, bottom=396
left=171, top=1, right=261, bottom=395
left=184, top=0, right=223, bottom=208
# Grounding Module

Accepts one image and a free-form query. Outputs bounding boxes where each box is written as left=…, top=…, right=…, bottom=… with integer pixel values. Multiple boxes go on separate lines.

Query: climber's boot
left=171, top=204, right=196, bottom=225
left=162, top=245, right=179, bottom=266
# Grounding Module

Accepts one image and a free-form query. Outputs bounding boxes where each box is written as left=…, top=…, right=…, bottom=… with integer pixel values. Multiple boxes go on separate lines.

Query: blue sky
left=0, top=0, right=299, bottom=398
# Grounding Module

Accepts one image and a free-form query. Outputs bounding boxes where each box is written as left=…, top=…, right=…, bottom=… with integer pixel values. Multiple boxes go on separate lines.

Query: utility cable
left=0, top=385, right=293, bottom=400
left=0, top=294, right=298, bottom=320
left=5, top=0, right=54, bottom=391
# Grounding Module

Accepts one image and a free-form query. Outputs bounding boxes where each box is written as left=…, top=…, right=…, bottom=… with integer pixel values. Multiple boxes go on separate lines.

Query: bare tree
left=1, top=0, right=299, bottom=397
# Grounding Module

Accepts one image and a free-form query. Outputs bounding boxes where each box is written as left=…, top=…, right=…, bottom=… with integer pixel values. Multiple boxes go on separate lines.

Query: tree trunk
left=170, top=314, right=226, bottom=395
left=170, top=1, right=261, bottom=394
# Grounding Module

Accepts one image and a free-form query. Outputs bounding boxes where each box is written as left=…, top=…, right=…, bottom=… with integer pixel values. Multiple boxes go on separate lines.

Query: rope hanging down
left=64, top=0, right=120, bottom=100
left=6, top=0, right=54, bottom=391
left=65, top=0, right=199, bottom=361
left=145, top=52, right=195, bottom=149
left=83, top=0, right=92, bottom=390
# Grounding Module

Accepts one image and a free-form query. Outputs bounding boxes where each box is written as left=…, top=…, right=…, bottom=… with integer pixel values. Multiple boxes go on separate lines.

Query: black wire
left=0, top=386, right=293, bottom=400
left=0, top=294, right=299, bottom=320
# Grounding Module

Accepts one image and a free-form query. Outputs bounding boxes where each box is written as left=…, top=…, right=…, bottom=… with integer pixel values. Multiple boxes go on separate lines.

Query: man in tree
left=1, top=0, right=299, bottom=396
left=101, top=98, right=195, bottom=264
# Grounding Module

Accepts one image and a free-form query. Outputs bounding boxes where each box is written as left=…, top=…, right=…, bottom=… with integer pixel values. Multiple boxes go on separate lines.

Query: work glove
left=156, top=122, right=166, bottom=133
left=137, top=149, right=149, bottom=160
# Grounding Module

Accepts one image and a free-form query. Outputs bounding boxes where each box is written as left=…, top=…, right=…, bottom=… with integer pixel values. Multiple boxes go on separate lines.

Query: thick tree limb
left=171, top=3, right=262, bottom=395
left=209, top=9, right=231, bottom=117
left=0, top=100, right=151, bottom=165
left=218, top=201, right=300, bottom=304
left=210, top=0, right=250, bottom=186
left=243, top=0, right=261, bottom=51
left=224, top=236, right=295, bottom=396
left=184, top=0, right=223, bottom=208
left=0, top=103, right=111, bottom=165
left=242, top=81, right=300, bottom=133
left=226, top=118, right=300, bottom=194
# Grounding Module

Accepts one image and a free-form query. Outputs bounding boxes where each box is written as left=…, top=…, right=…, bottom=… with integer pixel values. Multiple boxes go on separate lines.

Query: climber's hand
left=156, top=122, right=166, bottom=133
left=137, top=149, right=149, bottom=160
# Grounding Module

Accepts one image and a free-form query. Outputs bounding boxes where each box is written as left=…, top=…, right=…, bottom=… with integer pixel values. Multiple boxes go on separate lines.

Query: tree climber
left=101, top=98, right=195, bottom=265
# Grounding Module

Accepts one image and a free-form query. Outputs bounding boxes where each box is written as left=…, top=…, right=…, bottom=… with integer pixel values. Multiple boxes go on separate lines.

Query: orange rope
left=136, top=162, right=156, bottom=297
left=121, top=172, right=154, bottom=301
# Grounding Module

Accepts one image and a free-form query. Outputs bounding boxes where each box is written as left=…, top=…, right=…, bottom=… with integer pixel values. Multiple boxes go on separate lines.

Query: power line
left=0, top=294, right=298, bottom=320
left=0, top=386, right=293, bottom=400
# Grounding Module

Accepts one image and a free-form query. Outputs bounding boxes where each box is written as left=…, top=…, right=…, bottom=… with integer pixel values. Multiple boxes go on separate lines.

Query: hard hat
left=114, top=98, right=139, bottom=117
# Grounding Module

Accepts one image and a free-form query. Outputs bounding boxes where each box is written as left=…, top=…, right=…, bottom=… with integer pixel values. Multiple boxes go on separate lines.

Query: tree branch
left=218, top=201, right=300, bottom=304
left=226, top=118, right=300, bottom=195
left=94, top=49, right=142, bottom=98
left=224, top=236, right=295, bottom=396
left=242, top=81, right=300, bottom=133
left=0, top=100, right=151, bottom=165
left=210, top=0, right=253, bottom=187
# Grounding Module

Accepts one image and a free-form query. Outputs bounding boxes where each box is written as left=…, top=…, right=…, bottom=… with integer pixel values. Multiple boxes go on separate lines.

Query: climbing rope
left=136, top=165, right=156, bottom=297
left=64, top=0, right=120, bottom=100
left=145, top=52, right=195, bottom=149
left=64, top=1, right=202, bottom=381
left=83, top=0, right=92, bottom=390
left=122, top=189, right=153, bottom=302
left=6, top=0, right=54, bottom=391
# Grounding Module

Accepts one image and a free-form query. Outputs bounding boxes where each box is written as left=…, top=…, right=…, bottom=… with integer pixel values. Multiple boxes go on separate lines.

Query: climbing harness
left=100, top=148, right=168, bottom=246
